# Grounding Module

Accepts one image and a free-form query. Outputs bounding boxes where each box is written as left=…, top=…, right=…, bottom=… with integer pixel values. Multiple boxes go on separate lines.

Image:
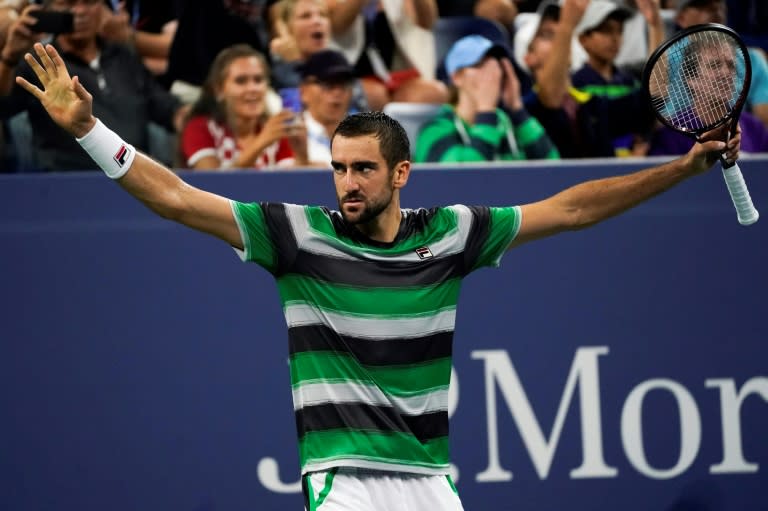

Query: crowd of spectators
left=0, top=0, right=766, bottom=172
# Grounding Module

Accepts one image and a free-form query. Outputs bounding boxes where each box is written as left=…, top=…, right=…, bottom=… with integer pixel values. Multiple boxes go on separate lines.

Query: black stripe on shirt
left=261, top=203, right=299, bottom=276
left=296, top=403, right=448, bottom=443
left=292, top=249, right=465, bottom=288
left=463, top=206, right=491, bottom=273
left=289, top=325, right=453, bottom=366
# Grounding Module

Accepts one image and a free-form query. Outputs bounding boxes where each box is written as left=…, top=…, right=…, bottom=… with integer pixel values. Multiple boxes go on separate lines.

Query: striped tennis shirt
left=231, top=201, right=521, bottom=475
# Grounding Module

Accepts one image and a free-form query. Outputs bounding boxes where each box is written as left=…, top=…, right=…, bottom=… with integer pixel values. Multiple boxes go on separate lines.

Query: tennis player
left=17, top=42, right=740, bottom=511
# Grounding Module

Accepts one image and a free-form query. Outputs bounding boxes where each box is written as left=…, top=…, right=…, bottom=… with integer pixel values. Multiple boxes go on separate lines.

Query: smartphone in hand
left=29, top=11, right=74, bottom=34
left=278, top=87, right=302, bottom=123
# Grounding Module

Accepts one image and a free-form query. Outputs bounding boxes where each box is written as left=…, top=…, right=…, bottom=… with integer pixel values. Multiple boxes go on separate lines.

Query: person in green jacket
left=414, top=34, right=559, bottom=163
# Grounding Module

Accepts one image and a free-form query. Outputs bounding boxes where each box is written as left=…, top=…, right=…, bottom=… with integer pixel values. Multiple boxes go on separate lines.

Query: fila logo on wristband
left=113, top=144, right=132, bottom=167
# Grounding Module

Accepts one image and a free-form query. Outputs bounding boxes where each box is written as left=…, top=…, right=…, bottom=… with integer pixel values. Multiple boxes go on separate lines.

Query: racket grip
left=721, top=162, right=759, bottom=225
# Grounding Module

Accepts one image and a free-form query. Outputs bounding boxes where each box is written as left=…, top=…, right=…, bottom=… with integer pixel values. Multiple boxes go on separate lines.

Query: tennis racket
left=643, top=23, right=759, bottom=226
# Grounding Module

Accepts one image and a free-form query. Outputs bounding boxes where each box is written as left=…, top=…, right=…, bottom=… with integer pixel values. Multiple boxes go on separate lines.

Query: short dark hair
left=331, top=112, right=411, bottom=170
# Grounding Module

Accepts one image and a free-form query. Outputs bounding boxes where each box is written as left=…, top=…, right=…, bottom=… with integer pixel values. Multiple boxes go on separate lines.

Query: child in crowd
left=571, top=0, right=661, bottom=156
left=515, top=0, right=655, bottom=158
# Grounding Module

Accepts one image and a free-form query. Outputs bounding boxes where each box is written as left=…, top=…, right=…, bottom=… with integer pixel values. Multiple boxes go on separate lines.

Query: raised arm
left=535, top=0, right=587, bottom=108
left=510, top=127, right=741, bottom=248
left=326, top=0, right=367, bottom=36
left=635, top=0, right=665, bottom=58
left=17, top=43, right=243, bottom=250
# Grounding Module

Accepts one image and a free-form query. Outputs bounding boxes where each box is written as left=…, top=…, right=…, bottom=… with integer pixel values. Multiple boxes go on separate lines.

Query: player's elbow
left=143, top=186, right=189, bottom=223
left=564, top=206, right=599, bottom=231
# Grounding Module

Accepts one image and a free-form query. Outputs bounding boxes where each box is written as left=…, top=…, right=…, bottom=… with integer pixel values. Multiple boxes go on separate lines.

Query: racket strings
left=649, top=30, right=746, bottom=133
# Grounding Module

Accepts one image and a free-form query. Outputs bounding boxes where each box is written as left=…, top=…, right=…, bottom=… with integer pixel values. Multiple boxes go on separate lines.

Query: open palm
left=16, top=43, right=96, bottom=138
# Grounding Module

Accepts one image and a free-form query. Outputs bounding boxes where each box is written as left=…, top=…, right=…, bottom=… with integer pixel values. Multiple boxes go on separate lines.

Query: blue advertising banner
left=1, top=158, right=766, bottom=510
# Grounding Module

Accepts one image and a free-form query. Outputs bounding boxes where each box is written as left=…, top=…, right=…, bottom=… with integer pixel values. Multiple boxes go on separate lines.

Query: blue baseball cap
left=444, top=35, right=511, bottom=78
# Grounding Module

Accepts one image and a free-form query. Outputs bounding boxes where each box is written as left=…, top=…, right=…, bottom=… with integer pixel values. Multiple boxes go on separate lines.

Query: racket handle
left=721, top=161, right=759, bottom=225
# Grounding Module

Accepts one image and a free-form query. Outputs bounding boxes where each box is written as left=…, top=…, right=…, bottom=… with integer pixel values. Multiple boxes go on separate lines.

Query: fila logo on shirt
left=113, top=144, right=132, bottom=167
left=415, top=246, right=433, bottom=260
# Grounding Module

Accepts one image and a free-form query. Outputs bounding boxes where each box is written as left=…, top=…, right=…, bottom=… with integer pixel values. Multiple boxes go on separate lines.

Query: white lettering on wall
left=256, top=457, right=301, bottom=493
left=472, top=347, right=617, bottom=481
left=621, top=379, right=701, bottom=479
left=706, top=377, right=768, bottom=474
left=256, top=349, right=765, bottom=492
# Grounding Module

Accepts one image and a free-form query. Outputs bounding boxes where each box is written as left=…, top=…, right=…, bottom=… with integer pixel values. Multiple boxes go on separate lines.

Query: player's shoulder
left=404, top=205, right=487, bottom=232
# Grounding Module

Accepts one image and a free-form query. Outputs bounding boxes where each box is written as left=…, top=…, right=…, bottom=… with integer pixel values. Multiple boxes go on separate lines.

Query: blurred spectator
left=296, top=48, right=356, bottom=164
left=0, top=0, right=24, bottom=169
left=0, top=0, right=183, bottom=171
left=0, top=1, right=23, bottom=50
left=98, top=0, right=181, bottom=77
left=414, top=34, right=558, bottom=162
left=164, top=0, right=270, bottom=103
left=515, top=0, right=654, bottom=158
left=327, top=0, right=448, bottom=111
left=435, top=0, right=518, bottom=33
left=608, top=0, right=667, bottom=77
left=269, top=0, right=368, bottom=112
left=674, top=0, right=768, bottom=127
left=572, top=0, right=663, bottom=155
left=179, top=44, right=310, bottom=170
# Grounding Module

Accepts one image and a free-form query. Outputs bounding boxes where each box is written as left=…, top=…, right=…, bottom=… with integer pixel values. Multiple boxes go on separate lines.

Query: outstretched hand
left=16, top=43, right=96, bottom=138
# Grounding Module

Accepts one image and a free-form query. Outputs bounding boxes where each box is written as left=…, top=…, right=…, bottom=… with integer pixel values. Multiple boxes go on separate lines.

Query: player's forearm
left=116, top=152, right=192, bottom=221
left=74, top=117, right=189, bottom=219
left=116, top=151, right=242, bottom=248
left=556, top=158, right=695, bottom=229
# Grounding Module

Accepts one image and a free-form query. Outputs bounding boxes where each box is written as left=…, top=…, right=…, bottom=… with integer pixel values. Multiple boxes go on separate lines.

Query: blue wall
left=1, top=158, right=767, bottom=510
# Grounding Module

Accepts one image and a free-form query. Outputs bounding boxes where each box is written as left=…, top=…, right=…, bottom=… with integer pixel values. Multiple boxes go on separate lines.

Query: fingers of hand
left=15, top=75, right=43, bottom=99
left=288, top=122, right=306, bottom=137
left=24, top=46, right=49, bottom=85
left=723, top=137, right=740, bottom=163
left=34, top=43, right=58, bottom=79
left=48, top=43, right=70, bottom=80
left=72, top=76, right=92, bottom=102
left=20, top=3, right=42, bottom=18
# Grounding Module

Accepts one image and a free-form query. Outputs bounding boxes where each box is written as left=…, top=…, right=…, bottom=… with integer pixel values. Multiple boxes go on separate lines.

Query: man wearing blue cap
left=414, top=34, right=558, bottom=163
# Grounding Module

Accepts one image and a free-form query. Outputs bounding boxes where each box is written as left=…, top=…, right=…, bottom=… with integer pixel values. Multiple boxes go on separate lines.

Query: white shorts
left=302, top=467, right=464, bottom=511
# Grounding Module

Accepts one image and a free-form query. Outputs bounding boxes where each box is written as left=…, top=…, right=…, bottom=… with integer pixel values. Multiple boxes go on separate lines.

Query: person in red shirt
left=180, top=43, right=310, bottom=170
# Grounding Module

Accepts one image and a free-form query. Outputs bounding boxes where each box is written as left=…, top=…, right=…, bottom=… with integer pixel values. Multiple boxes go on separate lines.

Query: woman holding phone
left=180, top=44, right=311, bottom=170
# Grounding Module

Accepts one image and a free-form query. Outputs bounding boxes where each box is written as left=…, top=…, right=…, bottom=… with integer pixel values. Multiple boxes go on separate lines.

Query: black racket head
left=642, top=23, right=752, bottom=137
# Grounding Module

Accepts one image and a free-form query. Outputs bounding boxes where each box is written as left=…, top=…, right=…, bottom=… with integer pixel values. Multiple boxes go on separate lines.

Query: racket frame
left=642, top=22, right=752, bottom=139
left=642, top=23, right=758, bottom=226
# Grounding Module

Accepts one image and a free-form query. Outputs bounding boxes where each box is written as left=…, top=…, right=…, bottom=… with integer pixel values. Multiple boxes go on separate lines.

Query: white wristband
left=76, top=119, right=136, bottom=179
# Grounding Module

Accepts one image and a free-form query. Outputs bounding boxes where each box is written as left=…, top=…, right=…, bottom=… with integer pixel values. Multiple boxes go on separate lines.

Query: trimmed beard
left=338, top=188, right=393, bottom=226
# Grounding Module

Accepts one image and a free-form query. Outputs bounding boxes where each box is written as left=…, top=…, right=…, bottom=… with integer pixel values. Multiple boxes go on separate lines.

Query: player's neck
left=354, top=199, right=402, bottom=243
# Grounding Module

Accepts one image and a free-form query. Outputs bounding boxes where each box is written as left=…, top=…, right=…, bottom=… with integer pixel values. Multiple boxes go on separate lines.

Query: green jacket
left=414, top=105, right=559, bottom=163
